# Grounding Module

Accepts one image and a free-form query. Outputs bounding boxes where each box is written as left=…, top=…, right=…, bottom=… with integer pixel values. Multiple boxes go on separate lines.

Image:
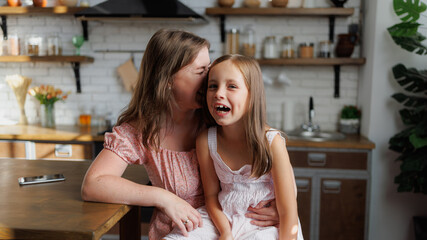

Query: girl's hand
left=246, top=199, right=279, bottom=227
left=157, top=191, right=203, bottom=236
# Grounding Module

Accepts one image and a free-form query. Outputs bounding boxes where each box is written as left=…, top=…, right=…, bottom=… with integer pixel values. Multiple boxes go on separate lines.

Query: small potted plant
left=339, top=105, right=361, bottom=134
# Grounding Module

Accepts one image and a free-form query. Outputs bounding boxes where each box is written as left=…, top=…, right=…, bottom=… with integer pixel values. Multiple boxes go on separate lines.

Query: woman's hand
left=157, top=191, right=203, bottom=236
left=246, top=199, right=279, bottom=227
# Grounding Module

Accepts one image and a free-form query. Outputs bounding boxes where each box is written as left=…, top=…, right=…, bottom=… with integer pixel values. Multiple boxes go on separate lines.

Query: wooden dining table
left=0, top=159, right=149, bottom=240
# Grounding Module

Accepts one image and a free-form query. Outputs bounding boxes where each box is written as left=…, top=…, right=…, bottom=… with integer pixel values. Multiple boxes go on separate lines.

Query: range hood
left=75, top=0, right=207, bottom=23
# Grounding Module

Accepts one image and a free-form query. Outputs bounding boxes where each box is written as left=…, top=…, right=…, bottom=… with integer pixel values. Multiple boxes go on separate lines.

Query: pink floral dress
left=104, top=123, right=204, bottom=239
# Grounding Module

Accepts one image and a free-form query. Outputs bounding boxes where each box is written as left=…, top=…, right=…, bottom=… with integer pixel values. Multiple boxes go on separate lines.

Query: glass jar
left=8, top=34, right=20, bottom=56
left=299, top=42, right=314, bottom=58
left=26, top=35, right=43, bottom=56
left=226, top=28, right=239, bottom=54
left=241, top=25, right=256, bottom=57
left=47, top=35, right=62, bottom=56
left=263, top=36, right=278, bottom=59
left=318, top=40, right=331, bottom=58
left=281, top=36, right=295, bottom=58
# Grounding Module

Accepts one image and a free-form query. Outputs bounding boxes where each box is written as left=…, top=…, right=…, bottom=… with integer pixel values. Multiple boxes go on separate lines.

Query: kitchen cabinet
left=0, top=6, right=93, bottom=93
left=34, top=142, right=94, bottom=161
left=289, top=147, right=370, bottom=240
left=0, top=140, right=95, bottom=161
left=0, top=140, right=27, bottom=159
left=205, top=7, right=365, bottom=97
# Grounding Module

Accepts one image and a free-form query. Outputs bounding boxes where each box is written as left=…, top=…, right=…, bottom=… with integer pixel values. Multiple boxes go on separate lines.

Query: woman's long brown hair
left=116, top=29, right=210, bottom=151
left=204, top=54, right=272, bottom=178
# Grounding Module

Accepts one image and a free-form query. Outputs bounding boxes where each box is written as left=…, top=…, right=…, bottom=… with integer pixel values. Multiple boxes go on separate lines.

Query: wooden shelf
left=0, top=6, right=87, bottom=15
left=205, top=7, right=354, bottom=16
left=0, top=55, right=93, bottom=93
left=257, top=58, right=366, bottom=66
left=0, top=55, right=93, bottom=63
left=0, top=55, right=94, bottom=63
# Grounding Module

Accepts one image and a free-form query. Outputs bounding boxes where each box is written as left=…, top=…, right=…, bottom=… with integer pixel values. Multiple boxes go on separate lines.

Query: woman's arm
left=270, top=135, right=300, bottom=240
left=81, top=149, right=201, bottom=236
left=196, top=130, right=233, bottom=240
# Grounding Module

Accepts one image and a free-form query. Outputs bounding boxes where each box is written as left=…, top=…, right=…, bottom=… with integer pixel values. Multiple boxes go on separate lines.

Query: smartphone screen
left=18, top=174, right=66, bottom=186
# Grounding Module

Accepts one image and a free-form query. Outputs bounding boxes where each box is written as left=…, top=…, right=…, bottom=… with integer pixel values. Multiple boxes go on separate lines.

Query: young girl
left=164, top=54, right=303, bottom=240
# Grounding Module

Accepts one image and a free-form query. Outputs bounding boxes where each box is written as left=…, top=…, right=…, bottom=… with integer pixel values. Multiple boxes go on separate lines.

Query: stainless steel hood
left=75, top=0, right=207, bottom=23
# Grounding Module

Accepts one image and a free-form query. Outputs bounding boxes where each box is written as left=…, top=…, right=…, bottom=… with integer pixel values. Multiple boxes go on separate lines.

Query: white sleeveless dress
left=164, top=127, right=304, bottom=240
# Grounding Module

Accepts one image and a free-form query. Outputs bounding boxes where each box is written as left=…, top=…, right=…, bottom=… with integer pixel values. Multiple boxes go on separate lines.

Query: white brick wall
left=0, top=0, right=362, bottom=131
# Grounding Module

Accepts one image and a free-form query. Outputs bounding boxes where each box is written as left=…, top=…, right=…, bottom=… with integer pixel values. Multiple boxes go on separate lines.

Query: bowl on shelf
left=60, top=0, right=77, bottom=7
left=330, top=0, right=348, bottom=7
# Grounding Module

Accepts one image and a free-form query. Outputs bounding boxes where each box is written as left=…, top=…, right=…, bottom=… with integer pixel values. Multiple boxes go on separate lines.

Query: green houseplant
left=339, top=105, right=361, bottom=134
left=388, top=2, right=427, bottom=237
left=387, top=0, right=427, bottom=194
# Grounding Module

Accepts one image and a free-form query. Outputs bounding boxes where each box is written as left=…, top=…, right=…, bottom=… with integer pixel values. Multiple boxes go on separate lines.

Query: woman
left=81, top=29, right=278, bottom=239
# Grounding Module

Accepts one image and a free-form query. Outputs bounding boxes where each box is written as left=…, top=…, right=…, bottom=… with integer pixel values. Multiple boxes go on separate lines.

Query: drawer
left=288, top=151, right=367, bottom=170
left=0, top=141, right=26, bottom=158
left=35, top=142, right=93, bottom=160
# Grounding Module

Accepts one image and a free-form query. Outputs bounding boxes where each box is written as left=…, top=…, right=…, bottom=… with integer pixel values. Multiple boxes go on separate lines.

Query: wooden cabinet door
left=296, top=177, right=311, bottom=240
left=35, top=142, right=94, bottom=160
left=0, top=141, right=26, bottom=159
left=319, top=178, right=366, bottom=240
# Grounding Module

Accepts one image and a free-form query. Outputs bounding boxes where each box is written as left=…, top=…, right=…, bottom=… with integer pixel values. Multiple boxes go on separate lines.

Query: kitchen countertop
left=0, top=125, right=375, bottom=149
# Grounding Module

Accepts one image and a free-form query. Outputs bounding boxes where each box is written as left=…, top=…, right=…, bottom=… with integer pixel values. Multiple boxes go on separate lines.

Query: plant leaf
left=393, top=0, right=427, bottom=22
left=392, top=64, right=427, bottom=93
left=410, top=134, right=427, bottom=149
left=392, top=93, right=427, bottom=107
left=389, top=33, right=427, bottom=55
left=387, top=22, right=421, bottom=37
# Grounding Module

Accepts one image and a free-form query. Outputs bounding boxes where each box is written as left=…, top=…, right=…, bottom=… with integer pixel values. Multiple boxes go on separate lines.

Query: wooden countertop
left=0, top=125, right=375, bottom=149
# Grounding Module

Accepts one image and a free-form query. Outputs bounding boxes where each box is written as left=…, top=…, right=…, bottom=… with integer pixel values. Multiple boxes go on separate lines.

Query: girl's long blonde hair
left=117, top=29, right=210, bottom=151
left=204, top=54, right=272, bottom=178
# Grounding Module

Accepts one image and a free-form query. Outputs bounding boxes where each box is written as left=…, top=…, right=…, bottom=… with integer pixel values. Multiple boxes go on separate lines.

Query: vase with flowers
left=28, top=85, right=70, bottom=128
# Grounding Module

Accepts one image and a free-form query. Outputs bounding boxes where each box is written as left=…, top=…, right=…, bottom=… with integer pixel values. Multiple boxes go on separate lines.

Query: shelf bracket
left=81, top=20, right=88, bottom=41
left=1, top=15, right=7, bottom=40
left=329, top=15, right=335, bottom=42
left=71, top=62, right=82, bottom=93
left=220, top=15, right=226, bottom=43
left=334, top=65, right=340, bottom=98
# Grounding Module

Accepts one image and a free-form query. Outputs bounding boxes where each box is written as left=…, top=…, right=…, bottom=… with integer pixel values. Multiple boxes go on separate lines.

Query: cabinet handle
left=322, top=180, right=341, bottom=194
left=55, top=144, right=72, bottom=158
left=307, top=153, right=326, bottom=166
left=296, top=179, right=310, bottom=192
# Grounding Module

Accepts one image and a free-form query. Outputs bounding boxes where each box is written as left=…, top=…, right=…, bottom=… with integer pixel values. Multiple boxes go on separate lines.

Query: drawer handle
left=296, top=179, right=310, bottom=192
left=55, top=144, right=72, bottom=158
left=322, top=180, right=341, bottom=194
left=307, top=153, right=326, bottom=166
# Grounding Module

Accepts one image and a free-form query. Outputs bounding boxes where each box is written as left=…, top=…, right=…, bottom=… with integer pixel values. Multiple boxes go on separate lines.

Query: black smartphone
left=18, top=174, right=66, bottom=186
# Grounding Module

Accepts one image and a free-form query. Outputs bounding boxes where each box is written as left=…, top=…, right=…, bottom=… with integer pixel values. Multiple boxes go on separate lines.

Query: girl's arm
left=270, top=134, right=300, bottom=240
left=196, top=130, right=233, bottom=239
left=81, top=149, right=202, bottom=237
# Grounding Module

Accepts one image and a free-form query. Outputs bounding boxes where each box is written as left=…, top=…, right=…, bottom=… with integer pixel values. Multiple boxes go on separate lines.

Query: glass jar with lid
left=281, top=36, right=295, bottom=58
left=241, top=25, right=256, bottom=57
left=263, top=36, right=278, bottom=59
left=318, top=40, right=331, bottom=58
left=226, top=28, right=240, bottom=54
left=299, top=42, right=314, bottom=58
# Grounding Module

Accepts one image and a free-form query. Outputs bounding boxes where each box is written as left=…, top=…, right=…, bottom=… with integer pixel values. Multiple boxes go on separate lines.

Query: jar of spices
left=299, top=42, right=314, bottom=58
left=263, top=36, right=278, bottom=59
left=47, top=35, right=62, bottom=56
left=25, top=35, right=43, bottom=56
left=318, top=40, right=331, bottom=58
left=226, top=28, right=239, bottom=54
left=241, top=25, right=256, bottom=57
left=281, top=36, right=295, bottom=58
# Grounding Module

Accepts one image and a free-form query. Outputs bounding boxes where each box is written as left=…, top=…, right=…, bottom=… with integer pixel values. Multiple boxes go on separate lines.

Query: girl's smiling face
left=207, top=60, right=249, bottom=127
